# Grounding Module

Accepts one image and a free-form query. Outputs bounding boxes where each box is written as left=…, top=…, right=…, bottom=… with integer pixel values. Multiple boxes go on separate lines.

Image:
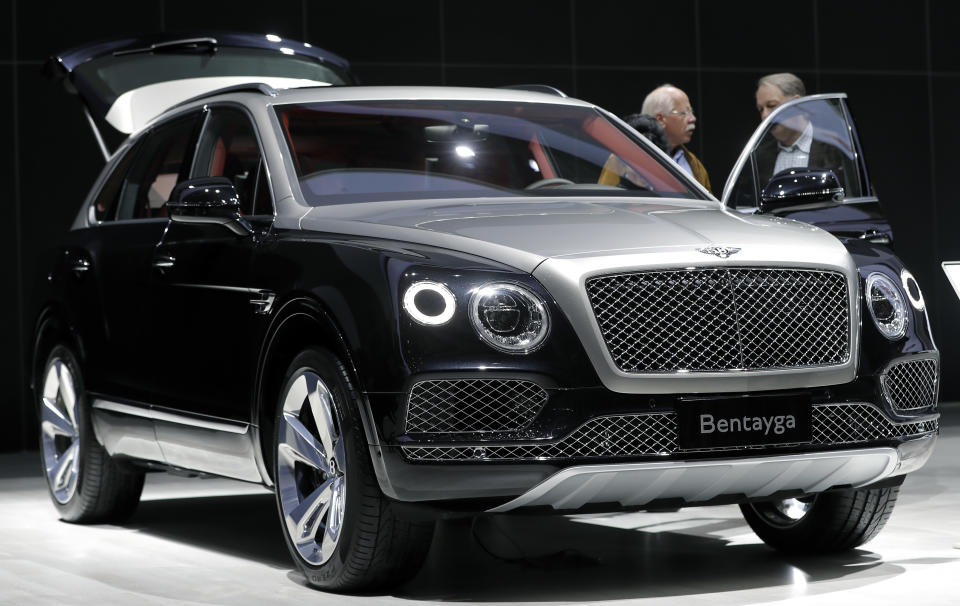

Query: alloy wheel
left=276, top=370, right=348, bottom=565
left=40, top=358, right=80, bottom=504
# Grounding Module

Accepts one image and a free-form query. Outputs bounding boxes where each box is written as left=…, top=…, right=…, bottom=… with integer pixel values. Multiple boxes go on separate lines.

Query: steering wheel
left=525, top=177, right=575, bottom=190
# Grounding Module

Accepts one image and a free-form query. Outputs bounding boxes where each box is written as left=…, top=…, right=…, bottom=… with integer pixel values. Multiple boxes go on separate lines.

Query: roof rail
left=499, top=84, right=568, bottom=97
left=171, top=82, right=279, bottom=110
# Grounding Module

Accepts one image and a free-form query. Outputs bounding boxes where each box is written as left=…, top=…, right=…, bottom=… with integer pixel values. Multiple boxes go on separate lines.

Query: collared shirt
left=773, top=122, right=813, bottom=176
left=671, top=147, right=694, bottom=178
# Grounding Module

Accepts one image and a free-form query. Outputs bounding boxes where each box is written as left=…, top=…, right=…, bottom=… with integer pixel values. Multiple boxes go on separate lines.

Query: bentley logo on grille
left=697, top=246, right=741, bottom=259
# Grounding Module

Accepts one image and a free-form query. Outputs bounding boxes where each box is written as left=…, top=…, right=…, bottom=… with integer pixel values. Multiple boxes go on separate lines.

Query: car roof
left=193, top=84, right=597, bottom=109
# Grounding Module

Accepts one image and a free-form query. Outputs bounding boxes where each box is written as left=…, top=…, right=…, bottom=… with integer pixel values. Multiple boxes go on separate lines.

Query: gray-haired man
left=641, top=84, right=711, bottom=193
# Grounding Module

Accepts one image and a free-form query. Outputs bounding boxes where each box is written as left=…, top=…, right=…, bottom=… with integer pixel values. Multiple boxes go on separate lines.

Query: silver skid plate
left=487, top=448, right=898, bottom=513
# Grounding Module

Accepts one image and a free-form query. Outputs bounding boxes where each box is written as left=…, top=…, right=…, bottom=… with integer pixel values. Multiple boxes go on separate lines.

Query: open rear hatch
left=46, top=32, right=354, bottom=156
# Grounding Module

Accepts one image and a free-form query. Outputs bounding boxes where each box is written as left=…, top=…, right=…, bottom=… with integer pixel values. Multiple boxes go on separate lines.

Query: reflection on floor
left=2, top=407, right=959, bottom=605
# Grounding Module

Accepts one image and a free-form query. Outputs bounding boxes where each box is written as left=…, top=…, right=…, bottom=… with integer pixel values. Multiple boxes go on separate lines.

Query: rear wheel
left=273, top=348, right=434, bottom=591
left=38, top=344, right=144, bottom=522
left=740, top=483, right=901, bottom=553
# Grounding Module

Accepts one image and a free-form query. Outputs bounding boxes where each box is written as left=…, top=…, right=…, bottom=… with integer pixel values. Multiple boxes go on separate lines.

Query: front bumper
left=364, top=353, right=940, bottom=510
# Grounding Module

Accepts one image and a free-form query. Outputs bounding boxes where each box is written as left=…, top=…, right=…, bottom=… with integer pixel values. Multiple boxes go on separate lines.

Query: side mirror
left=166, top=177, right=253, bottom=236
left=759, top=168, right=844, bottom=214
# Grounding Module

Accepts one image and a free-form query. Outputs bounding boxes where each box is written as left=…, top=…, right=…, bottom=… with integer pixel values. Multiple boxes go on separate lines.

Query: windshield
left=275, top=100, right=701, bottom=205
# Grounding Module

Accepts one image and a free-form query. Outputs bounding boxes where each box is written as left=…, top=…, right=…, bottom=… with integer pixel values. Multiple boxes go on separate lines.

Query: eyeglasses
left=667, top=108, right=695, bottom=118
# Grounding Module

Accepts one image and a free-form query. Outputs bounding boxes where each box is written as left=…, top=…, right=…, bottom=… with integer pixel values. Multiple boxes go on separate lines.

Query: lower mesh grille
left=402, top=403, right=937, bottom=461
left=405, top=379, right=547, bottom=433
left=883, top=357, right=938, bottom=411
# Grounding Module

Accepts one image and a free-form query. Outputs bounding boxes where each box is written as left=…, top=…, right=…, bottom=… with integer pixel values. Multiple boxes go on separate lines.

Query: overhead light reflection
left=279, top=47, right=295, bottom=55
left=265, top=34, right=282, bottom=43
left=455, top=145, right=476, bottom=159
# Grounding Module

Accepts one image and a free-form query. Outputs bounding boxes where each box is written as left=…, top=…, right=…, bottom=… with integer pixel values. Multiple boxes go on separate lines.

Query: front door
left=150, top=105, right=275, bottom=421
left=722, top=94, right=892, bottom=245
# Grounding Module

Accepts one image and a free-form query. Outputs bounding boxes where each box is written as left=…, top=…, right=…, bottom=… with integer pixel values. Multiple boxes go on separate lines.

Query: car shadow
left=124, top=492, right=292, bottom=568
left=396, top=514, right=908, bottom=602
left=118, top=491, right=958, bottom=602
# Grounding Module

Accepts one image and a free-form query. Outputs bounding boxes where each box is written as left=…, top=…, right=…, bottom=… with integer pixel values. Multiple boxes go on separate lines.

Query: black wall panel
left=573, top=0, right=698, bottom=69
left=165, top=0, right=305, bottom=41
left=1, top=62, right=20, bottom=451
left=2, top=0, right=959, bottom=451
left=700, top=2, right=818, bottom=71
left=305, top=2, right=443, bottom=66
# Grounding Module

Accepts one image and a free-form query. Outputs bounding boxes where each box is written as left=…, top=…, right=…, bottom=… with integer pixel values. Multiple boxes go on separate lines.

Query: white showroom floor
left=2, top=406, right=959, bottom=606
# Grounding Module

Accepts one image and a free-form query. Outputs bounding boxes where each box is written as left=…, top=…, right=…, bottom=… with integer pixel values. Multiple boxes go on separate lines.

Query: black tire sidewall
left=272, top=348, right=372, bottom=588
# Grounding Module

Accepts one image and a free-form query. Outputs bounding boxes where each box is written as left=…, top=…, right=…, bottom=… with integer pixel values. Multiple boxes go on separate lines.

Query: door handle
left=68, top=257, right=91, bottom=277
left=857, top=229, right=891, bottom=245
left=152, top=254, right=176, bottom=270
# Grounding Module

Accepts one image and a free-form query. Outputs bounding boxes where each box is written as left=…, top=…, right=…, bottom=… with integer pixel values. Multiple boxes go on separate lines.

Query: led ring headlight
left=403, top=281, right=456, bottom=326
left=469, top=282, right=549, bottom=354
left=900, top=269, right=925, bottom=311
left=865, top=272, right=907, bottom=340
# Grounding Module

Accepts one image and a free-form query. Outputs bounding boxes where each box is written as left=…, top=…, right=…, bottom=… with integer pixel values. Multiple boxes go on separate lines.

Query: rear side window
left=113, top=113, right=199, bottom=221
left=192, top=107, right=273, bottom=215
left=92, top=142, right=139, bottom=222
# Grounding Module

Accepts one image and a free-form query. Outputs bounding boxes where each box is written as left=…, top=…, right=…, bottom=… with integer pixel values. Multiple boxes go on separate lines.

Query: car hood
left=298, top=196, right=849, bottom=273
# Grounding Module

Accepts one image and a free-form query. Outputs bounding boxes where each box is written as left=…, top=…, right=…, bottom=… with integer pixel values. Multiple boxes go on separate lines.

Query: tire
left=273, top=348, right=434, bottom=592
left=740, top=483, right=901, bottom=553
left=38, top=344, right=144, bottom=523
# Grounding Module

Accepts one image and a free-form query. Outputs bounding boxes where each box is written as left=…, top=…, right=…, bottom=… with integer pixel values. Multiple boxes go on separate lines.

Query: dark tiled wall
left=2, top=0, right=958, bottom=451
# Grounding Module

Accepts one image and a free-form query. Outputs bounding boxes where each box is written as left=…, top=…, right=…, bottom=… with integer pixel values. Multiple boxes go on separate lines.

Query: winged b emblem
left=697, top=246, right=742, bottom=259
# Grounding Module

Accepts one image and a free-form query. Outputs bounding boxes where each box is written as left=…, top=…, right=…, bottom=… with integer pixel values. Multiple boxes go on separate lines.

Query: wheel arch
left=252, top=295, right=380, bottom=487
left=31, top=304, right=83, bottom=398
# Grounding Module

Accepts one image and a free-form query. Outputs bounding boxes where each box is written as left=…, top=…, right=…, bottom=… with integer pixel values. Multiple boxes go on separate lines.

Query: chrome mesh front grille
left=405, top=379, right=548, bottom=433
left=883, top=358, right=938, bottom=411
left=585, top=268, right=850, bottom=372
left=402, top=403, right=937, bottom=461
left=813, top=403, right=937, bottom=442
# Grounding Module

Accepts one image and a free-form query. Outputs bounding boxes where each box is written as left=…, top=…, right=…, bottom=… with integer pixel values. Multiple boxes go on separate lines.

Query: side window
left=727, top=98, right=864, bottom=209
left=92, top=141, right=140, bottom=222
left=116, top=114, right=199, bottom=221
left=193, top=107, right=273, bottom=215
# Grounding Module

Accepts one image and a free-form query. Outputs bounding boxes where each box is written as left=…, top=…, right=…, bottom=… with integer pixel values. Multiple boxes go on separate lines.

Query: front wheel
left=740, top=482, right=902, bottom=553
left=38, top=344, right=144, bottom=523
left=273, top=349, right=434, bottom=592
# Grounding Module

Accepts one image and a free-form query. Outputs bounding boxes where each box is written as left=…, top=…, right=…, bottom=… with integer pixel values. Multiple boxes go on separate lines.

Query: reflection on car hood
left=299, top=197, right=845, bottom=273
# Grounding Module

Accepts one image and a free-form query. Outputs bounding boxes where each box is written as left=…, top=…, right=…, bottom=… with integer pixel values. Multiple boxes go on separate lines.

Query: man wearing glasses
left=641, top=84, right=711, bottom=193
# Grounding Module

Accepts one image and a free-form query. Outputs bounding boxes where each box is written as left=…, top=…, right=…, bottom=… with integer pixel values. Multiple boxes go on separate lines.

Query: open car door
left=46, top=32, right=354, bottom=157
left=722, top=93, right=892, bottom=246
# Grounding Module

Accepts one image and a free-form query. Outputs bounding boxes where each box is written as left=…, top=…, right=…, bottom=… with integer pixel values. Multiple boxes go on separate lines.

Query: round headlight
left=900, top=269, right=925, bottom=311
left=403, top=281, right=456, bottom=326
left=469, top=283, right=550, bottom=353
left=865, top=272, right=907, bottom=340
